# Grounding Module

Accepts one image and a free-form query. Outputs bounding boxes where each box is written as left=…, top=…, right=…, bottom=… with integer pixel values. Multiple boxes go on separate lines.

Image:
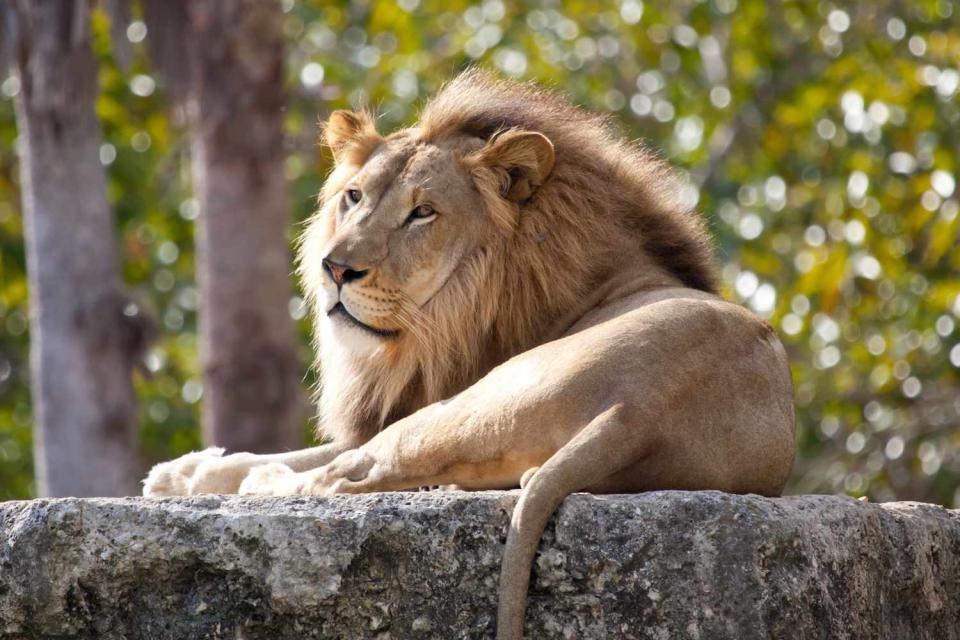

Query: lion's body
left=143, top=70, right=796, bottom=639
left=297, top=70, right=721, bottom=445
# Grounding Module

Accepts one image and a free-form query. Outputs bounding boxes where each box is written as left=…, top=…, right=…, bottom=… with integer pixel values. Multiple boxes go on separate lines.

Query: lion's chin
left=328, top=302, right=401, bottom=339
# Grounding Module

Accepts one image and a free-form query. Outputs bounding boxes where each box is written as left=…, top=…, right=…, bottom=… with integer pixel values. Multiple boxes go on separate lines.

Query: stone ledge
left=1, top=491, right=958, bottom=639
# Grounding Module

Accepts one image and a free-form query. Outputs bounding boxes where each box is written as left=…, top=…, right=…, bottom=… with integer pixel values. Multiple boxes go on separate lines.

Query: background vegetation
left=1, top=0, right=958, bottom=505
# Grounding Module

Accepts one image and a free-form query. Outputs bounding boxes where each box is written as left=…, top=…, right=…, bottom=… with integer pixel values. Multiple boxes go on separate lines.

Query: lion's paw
left=301, top=450, right=381, bottom=495
left=142, top=448, right=225, bottom=496
left=238, top=463, right=303, bottom=496
left=188, top=453, right=265, bottom=495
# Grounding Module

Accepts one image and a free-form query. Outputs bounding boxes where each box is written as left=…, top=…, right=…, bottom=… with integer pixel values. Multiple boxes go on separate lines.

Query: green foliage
left=0, top=0, right=957, bottom=504
left=0, top=59, right=30, bottom=498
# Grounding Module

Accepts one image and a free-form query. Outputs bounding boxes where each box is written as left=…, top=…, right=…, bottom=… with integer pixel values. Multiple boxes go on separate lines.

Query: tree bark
left=182, top=1, right=305, bottom=453
left=11, top=0, right=147, bottom=496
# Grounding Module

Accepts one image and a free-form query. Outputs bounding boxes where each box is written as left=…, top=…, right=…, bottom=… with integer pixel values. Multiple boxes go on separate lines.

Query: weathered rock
left=0, top=491, right=958, bottom=639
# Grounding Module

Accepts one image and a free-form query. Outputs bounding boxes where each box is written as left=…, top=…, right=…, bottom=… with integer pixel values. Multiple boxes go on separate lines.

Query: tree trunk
left=11, top=0, right=147, bottom=497
left=183, top=1, right=305, bottom=453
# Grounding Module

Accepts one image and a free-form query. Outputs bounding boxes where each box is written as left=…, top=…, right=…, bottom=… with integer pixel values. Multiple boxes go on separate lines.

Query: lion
left=143, top=69, right=795, bottom=639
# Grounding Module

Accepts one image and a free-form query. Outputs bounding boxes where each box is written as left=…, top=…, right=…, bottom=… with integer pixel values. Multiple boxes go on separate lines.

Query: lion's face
left=301, top=134, right=492, bottom=343
left=300, top=111, right=554, bottom=348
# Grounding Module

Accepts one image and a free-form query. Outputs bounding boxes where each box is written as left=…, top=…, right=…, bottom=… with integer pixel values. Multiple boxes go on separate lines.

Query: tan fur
left=143, top=70, right=795, bottom=640
left=300, top=70, right=720, bottom=444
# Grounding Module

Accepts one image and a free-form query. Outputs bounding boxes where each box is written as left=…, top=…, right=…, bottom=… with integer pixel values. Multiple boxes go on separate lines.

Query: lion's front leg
left=238, top=344, right=624, bottom=497
left=239, top=392, right=562, bottom=497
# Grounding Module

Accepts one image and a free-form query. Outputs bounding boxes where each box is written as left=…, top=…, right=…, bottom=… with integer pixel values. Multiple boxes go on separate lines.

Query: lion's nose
left=322, top=257, right=369, bottom=287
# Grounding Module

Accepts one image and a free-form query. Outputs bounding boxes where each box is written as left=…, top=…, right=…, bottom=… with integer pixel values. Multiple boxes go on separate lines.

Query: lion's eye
left=345, top=189, right=362, bottom=205
left=407, top=204, right=436, bottom=225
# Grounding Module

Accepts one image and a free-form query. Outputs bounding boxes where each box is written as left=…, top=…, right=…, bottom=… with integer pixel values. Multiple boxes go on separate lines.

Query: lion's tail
left=496, top=404, right=644, bottom=640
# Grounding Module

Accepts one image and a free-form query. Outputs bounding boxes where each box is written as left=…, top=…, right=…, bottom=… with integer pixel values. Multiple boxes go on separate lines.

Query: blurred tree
left=143, top=0, right=305, bottom=454
left=0, top=0, right=957, bottom=506
left=8, top=0, right=150, bottom=496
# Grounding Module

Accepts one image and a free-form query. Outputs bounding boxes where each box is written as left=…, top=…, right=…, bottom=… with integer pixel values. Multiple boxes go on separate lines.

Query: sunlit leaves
left=0, top=0, right=957, bottom=503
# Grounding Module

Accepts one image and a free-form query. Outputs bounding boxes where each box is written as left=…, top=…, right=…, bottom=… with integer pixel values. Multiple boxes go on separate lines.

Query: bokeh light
left=0, top=0, right=957, bottom=504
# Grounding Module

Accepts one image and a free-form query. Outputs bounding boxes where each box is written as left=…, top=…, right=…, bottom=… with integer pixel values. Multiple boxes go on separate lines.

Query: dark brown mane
left=419, top=68, right=719, bottom=293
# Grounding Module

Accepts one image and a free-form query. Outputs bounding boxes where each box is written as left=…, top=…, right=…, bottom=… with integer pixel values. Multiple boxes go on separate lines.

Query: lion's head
left=300, top=112, right=554, bottom=341
left=299, top=69, right=717, bottom=443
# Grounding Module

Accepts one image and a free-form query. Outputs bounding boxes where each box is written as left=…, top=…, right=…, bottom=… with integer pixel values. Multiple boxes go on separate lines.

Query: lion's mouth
left=328, top=302, right=400, bottom=339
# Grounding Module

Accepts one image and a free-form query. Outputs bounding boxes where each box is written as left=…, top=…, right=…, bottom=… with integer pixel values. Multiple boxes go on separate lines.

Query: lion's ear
left=322, top=110, right=382, bottom=164
left=470, top=130, right=555, bottom=203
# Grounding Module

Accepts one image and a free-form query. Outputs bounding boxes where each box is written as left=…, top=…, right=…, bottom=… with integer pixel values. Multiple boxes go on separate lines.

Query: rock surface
left=1, top=491, right=958, bottom=639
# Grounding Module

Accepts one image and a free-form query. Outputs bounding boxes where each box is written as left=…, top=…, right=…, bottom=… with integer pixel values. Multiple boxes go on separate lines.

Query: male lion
left=144, top=69, right=795, bottom=639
